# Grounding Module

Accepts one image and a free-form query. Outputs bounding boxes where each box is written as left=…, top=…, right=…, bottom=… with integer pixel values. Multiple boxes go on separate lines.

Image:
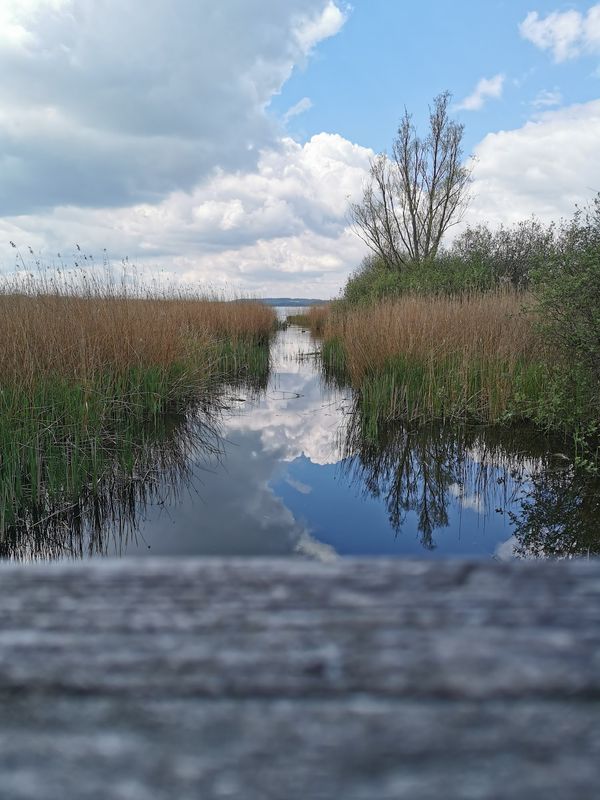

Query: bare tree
left=350, top=92, right=472, bottom=269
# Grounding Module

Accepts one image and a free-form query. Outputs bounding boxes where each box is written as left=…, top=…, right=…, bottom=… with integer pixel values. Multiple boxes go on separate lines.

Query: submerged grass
left=0, top=273, right=276, bottom=533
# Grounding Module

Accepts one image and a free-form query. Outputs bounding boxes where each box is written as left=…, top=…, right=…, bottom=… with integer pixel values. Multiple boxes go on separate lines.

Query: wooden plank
left=0, top=558, right=599, bottom=799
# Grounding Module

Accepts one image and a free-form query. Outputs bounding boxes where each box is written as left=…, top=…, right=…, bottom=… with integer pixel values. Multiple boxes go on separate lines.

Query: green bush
left=341, top=219, right=554, bottom=305
left=532, top=196, right=600, bottom=433
left=451, top=219, right=553, bottom=290
left=342, top=252, right=495, bottom=305
left=343, top=218, right=560, bottom=305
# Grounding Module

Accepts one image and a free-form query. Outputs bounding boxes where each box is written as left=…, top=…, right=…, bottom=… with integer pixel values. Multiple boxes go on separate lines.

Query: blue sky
left=274, top=0, right=600, bottom=154
left=1, top=0, right=599, bottom=297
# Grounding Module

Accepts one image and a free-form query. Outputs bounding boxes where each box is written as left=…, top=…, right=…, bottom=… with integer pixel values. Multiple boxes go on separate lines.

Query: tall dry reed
left=286, top=304, right=330, bottom=335
left=0, top=283, right=275, bottom=390
left=320, top=292, right=548, bottom=425
left=0, top=272, right=276, bottom=531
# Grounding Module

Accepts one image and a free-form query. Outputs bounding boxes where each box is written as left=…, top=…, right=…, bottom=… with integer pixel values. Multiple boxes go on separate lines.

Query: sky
left=1, top=0, right=600, bottom=298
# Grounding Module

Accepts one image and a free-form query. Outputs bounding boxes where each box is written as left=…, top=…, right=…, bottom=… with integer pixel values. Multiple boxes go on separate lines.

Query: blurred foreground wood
left=0, top=558, right=599, bottom=799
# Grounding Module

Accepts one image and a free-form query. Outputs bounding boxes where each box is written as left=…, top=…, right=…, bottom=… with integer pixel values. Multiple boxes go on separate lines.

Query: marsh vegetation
left=322, top=92, right=600, bottom=466
left=0, top=270, right=275, bottom=546
left=1, top=312, right=598, bottom=561
left=297, top=194, right=600, bottom=474
left=3, top=94, right=599, bottom=561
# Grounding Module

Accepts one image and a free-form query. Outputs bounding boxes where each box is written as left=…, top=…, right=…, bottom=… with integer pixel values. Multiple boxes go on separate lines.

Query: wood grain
left=1, top=558, right=599, bottom=799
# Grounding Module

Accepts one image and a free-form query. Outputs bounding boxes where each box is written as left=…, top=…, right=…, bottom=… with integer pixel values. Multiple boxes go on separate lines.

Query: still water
left=5, top=309, right=599, bottom=561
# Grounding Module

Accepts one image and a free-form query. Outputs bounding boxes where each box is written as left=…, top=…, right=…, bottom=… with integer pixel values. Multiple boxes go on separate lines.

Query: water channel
left=4, top=308, right=599, bottom=561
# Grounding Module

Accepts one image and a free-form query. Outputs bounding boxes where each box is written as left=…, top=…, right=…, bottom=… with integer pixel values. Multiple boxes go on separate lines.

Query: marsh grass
left=313, top=292, right=552, bottom=435
left=286, top=305, right=329, bottom=335
left=0, top=272, right=276, bottom=536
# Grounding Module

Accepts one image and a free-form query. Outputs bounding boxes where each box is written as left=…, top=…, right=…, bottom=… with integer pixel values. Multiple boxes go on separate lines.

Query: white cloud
left=285, top=477, right=313, bottom=494
left=1, top=133, right=371, bottom=297
left=495, top=535, right=519, bottom=562
left=0, top=1, right=347, bottom=216
left=520, top=4, right=600, bottom=62
left=531, top=88, right=563, bottom=109
left=284, top=97, right=314, bottom=123
left=456, top=74, right=505, bottom=111
left=0, top=0, right=69, bottom=51
left=449, top=484, right=485, bottom=515
left=225, top=328, right=352, bottom=464
left=466, top=99, right=600, bottom=227
left=294, top=0, right=347, bottom=52
left=0, top=1, right=368, bottom=297
left=295, top=531, right=338, bottom=562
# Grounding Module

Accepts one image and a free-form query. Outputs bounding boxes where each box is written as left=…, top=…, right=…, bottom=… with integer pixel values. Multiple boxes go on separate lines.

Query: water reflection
left=2, top=313, right=598, bottom=561
left=0, top=412, right=222, bottom=561
left=339, top=411, right=559, bottom=553
left=510, top=466, right=600, bottom=557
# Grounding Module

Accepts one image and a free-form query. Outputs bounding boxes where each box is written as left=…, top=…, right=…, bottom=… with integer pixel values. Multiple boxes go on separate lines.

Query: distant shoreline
left=257, top=298, right=329, bottom=307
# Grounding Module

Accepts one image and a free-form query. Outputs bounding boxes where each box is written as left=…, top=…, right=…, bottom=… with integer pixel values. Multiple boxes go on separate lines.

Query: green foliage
left=528, top=197, right=600, bottom=462
left=350, top=355, right=548, bottom=440
left=214, top=338, right=271, bottom=392
left=0, top=371, right=183, bottom=530
left=320, top=337, right=349, bottom=389
left=341, top=218, right=555, bottom=305
left=451, top=219, right=553, bottom=290
left=509, top=460, right=600, bottom=557
left=342, top=257, right=405, bottom=304
left=0, top=337, right=271, bottom=536
left=285, top=313, right=311, bottom=327
left=342, top=252, right=499, bottom=305
left=532, top=198, right=600, bottom=403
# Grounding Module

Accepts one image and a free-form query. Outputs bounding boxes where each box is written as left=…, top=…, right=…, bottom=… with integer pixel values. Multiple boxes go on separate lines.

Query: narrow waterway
left=100, top=309, right=589, bottom=561
left=5, top=309, right=598, bottom=561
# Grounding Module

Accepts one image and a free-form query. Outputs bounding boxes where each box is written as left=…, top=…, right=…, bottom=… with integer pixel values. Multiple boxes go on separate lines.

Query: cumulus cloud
left=294, top=0, right=347, bottom=51
left=0, top=0, right=347, bottom=215
left=0, top=132, right=371, bottom=296
left=0, top=1, right=369, bottom=297
left=520, top=4, right=600, bottom=62
left=456, top=74, right=505, bottom=111
left=295, top=531, right=338, bottom=562
left=466, top=99, right=600, bottom=227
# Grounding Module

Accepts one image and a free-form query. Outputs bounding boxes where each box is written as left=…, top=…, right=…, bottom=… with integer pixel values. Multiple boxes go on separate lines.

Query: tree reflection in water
left=510, top=465, right=600, bottom=558
left=338, top=403, right=592, bottom=555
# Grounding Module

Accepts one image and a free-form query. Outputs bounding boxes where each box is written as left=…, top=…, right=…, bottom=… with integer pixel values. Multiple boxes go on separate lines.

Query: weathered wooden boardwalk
left=1, top=558, right=599, bottom=799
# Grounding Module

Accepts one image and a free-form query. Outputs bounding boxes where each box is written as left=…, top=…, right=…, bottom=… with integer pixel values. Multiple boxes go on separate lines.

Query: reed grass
left=0, top=272, right=276, bottom=533
left=286, top=304, right=329, bottom=335
left=315, top=292, right=551, bottom=432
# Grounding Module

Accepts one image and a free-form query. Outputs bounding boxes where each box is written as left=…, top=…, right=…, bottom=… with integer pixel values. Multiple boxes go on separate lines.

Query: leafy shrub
left=342, top=253, right=493, bottom=304
left=451, top=219, right=554, bottom=290
left=342, top=219, right=554, bottom=305
left=532, top=196, right=600, bottom=430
